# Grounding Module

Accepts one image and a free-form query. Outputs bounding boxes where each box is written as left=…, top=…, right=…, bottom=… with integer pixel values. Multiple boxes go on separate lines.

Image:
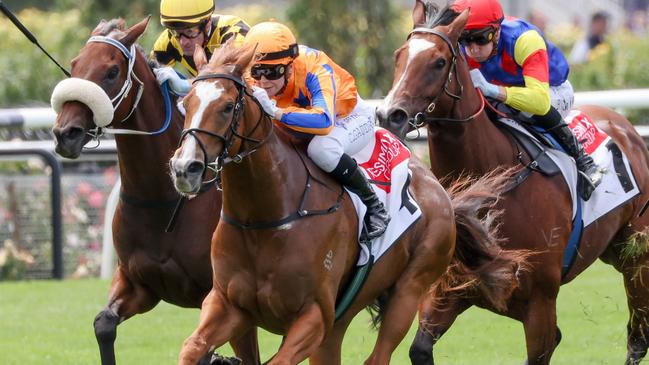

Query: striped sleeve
left=150, top=31, right=180, bottom=67
left=504, top=30, right=551, bottom=115
left=280, top=65, right=336, bottom=135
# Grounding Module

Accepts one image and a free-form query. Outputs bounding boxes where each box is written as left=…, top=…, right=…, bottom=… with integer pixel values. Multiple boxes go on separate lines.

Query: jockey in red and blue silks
left=452, top=0, right=603, bottom=200
left=243, top=21, right=390, bottom=240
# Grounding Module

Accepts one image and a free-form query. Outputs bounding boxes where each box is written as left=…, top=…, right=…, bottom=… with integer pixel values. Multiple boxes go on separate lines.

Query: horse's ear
left=194, top=44, right=208, bottom=71
left=120, top=16, right=150, bottom=47
left=446, top=9, right=470, bottom=42
left=412, top=0, right=428, bottom=27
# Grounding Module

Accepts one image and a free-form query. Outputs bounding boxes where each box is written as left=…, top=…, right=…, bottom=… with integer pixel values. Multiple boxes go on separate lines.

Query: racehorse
left=50, top=17, right=259, bottom=365
left=168, top=40, right=524, bottom=365
left=377, top=2, right=649, bottom=364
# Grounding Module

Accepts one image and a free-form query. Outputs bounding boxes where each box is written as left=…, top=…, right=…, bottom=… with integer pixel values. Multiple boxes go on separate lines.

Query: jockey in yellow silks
left=452, top=0, right=603, bottom=200
left=150, top=0, right=249, bottom=93
left=244, top=21, right=390, bottom=239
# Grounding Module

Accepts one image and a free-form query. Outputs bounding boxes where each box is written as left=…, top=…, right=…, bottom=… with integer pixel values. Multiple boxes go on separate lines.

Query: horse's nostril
left=388, top=109, right=408, bottom=126
left=186, top=161, right=204, bottom=175
left=64, top=127, right=84, bottom=140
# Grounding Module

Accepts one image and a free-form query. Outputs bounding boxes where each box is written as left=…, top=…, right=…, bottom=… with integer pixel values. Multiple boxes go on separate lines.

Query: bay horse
left=377, top=2, right=649, bottom=364
left=50, top=17, right=259, bottom=365
left=168, top=40, right=523, bottom=365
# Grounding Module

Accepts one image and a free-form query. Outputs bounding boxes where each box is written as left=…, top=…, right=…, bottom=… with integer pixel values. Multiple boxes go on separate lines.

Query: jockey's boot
left=536, top=107, right=603, bottom=200
left=330, top=154, right=391, bottom=240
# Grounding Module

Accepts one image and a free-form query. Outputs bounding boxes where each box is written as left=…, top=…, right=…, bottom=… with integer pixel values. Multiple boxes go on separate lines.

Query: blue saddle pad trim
left=562, top=199, right=583, bottom=279
left=532, top=127, right=584, bottom=278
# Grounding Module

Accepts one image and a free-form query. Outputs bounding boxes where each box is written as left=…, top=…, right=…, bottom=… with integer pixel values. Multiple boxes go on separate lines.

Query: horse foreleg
left=229, top=328, right=261, bottom=365
left=179, top=289, right=249, bottom=365
left=95, top=265, right=160, bottom=365
left=410, top=296, right=471, bottom=365
left=269, top=303, right=326, bottom=365
left=522, top=294, right=559, bottom=365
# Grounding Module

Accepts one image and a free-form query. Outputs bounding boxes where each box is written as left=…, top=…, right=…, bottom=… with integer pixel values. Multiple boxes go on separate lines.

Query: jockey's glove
left=153, top=67, right=191, bottom=96
left=252, top=86, right=280, bottom=118
left=470, top=69, right=501, bottom=99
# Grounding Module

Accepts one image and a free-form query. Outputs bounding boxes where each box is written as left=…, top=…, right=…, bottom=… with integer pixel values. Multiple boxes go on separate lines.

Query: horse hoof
left=210, top=353, right=242, bottom=365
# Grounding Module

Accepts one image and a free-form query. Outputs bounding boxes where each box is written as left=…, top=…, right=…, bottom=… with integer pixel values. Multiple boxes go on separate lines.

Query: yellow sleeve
left=503, top=30, right=551, bottom=115
left=213, top=15, right=250, bottom=46
left=150, top=31, right=178, bottom=67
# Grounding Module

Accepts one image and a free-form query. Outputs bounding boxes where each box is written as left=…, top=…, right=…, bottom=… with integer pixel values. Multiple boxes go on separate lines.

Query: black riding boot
left=534, top=107, right=603, bottom=200
left=330, top=154, right=390, bottom=240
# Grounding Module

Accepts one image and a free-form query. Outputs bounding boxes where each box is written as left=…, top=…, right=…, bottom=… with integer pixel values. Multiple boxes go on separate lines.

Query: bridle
left=85, top=36, right=173, bottom=138
left=178, top=72, right=273, bottom=188
left=406, top=27, right=485, bottom=129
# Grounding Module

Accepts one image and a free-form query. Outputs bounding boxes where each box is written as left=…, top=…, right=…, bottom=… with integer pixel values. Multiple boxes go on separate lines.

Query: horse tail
left=433, top=169, right=531, bottom=312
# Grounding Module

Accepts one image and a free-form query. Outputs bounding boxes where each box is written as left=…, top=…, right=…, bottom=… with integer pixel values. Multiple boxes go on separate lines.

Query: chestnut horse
left=377, top=3, right=649, bottom=365
left=51, top=18, right=259, bottom=365
left=167, top=41, right=521, bottom=365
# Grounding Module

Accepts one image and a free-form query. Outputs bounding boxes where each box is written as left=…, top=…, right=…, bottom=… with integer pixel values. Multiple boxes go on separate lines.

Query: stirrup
left=577, top=171, right=596, bottom=201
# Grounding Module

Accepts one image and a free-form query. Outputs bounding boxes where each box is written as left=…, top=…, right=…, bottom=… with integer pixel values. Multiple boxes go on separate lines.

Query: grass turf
left=0, top=261, right=628, bottom=364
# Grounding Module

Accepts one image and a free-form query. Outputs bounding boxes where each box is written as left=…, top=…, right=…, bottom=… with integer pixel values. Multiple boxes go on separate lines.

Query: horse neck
left=427, top=61, right=516, bottom=179
left=220, top=97, right=305, bottom=222
left=114, top=54, right=182, bottom=200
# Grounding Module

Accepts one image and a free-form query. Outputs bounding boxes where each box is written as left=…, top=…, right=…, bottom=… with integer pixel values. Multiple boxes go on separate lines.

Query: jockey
left=243, top=21, right=390, bottom=240
left=452, top=0, right=603, bottom=200
left=150, top=0, right=249, bottom=95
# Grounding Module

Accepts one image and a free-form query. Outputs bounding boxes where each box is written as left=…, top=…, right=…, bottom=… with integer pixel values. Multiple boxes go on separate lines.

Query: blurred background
left=0, top=0, right=648, bottom=279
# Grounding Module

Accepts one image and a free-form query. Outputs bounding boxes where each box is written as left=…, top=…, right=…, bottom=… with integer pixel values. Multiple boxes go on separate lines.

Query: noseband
left=407, top=28, right=484, bottom=127
left=180, top=73, right=272, bottom=188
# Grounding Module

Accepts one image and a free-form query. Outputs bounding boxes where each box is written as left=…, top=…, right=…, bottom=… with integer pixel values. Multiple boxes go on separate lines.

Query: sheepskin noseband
left=50, top=78, right=114, bottom=127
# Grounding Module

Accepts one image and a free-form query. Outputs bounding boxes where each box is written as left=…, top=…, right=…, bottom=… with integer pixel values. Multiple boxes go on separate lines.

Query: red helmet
left=453, top=0, right=504, bottom=30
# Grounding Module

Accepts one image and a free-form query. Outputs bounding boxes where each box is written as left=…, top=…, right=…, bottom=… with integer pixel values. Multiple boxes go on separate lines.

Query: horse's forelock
left=206, top=42, right=256, bottom=78
left=93, top=18, right=128, bottom=38
left=426, top=3, right=460, bottom=29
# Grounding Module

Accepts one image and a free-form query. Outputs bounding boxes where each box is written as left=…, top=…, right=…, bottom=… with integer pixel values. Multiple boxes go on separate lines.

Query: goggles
left=169, top=26, right=202, bottom=39
left=250, top=64, right=289, bottom=81
left=460, top=28, right=497, bottom=46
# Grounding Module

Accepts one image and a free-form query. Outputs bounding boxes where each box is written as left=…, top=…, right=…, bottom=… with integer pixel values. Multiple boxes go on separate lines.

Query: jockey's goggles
left=169, top=26, right=203, bottom=39
left=460, top=28, right=497, bottom=46
left=250, top=64, right=289, bottom=81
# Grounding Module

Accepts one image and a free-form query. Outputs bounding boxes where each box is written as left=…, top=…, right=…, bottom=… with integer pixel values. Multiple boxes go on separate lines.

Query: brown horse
left=377, top=3, right=649, bottom=364
left=50, top=17, right=259, bottom=365
left=167, top=40, right=523, bottom=365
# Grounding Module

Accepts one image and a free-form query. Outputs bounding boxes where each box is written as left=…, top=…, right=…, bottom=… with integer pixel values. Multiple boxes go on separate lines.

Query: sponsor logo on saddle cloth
left=567, top=111, right=608, bottom=155
left=349, top=128, right=422, bottom=266
left=552, top=110, right=640, bottom=227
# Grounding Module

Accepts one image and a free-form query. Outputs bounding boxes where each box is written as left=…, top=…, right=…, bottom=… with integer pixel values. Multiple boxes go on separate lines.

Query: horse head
left=170, top=42, right=261, bottom=195
left=51, top=17, right=151, bottom=158
left=377, top=2, right=474, bottom=139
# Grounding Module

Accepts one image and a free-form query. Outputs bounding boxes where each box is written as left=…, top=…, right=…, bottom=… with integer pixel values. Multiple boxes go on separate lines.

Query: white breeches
left=307, top=97, right=376, bottom=172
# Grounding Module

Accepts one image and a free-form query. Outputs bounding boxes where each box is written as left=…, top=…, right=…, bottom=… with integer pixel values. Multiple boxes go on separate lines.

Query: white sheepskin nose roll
left=50, top=78, right=115, bottom=127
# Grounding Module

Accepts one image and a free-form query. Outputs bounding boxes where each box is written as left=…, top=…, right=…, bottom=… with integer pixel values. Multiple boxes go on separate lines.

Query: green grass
left=0, top=261, right=629, bottom=364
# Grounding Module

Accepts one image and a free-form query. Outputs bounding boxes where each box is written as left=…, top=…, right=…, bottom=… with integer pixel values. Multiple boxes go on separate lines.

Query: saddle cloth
left=500, top=110, right=640, bottom=227
left=349, top=128, right=422, bottom=266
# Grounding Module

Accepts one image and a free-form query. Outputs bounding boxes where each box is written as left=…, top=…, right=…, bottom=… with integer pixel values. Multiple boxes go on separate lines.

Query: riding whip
left=0, top=1, right=71, bottom=76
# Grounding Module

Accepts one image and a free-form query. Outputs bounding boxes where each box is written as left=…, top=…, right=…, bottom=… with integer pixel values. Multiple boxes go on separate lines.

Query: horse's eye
left=105, top=66, right=119, bottom=80
left=224, top=103, right=235, bottom=114
left=434, top=58, right=447, bottom=69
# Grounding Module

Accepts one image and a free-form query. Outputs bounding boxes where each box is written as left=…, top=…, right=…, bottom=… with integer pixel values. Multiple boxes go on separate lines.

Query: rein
left=84, top=36, right=174, bottom=138
left=406, top=27, right=485, bottom=128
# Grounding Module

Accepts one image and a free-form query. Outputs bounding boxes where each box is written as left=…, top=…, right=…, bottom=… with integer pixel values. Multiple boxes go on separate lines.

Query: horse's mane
left=422, top=2, right=461, bottom=28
